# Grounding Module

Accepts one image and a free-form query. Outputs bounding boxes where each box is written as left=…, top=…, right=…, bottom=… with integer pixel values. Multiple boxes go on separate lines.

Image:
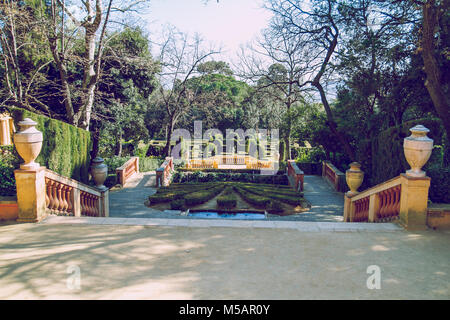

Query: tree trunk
left=163, top=118, right=175, bottom=157
left=115, top=130, right=122, bottom=157
left=314, top=81, right=356, bottom=161
left=421, top=0, right=450, bottom=165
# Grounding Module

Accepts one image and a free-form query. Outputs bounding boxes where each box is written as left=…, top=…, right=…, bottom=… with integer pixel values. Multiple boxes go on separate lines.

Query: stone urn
left=403, top=125, right=433, bottom=177
left=346, top=162, right=364, bottom=196
left=13, top=118, right=43, bottom=170
left=90, top=157, right=108, bottom=191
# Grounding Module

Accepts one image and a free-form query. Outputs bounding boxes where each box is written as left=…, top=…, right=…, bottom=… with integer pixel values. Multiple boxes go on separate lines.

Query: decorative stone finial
left=403, top=125, right=433, bottom=177
left=346, top=162, right=364, bottom=196
left=13, top=118, right=43, bottom=170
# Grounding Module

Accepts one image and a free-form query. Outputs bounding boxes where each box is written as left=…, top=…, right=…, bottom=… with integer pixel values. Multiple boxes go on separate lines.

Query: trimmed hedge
left=216, top=187, right=237, bottom=208
left=9, top=107, right=91, bottom=182
left=184, top=185, right=225, bottom=206
left=267, top=200, right=284, bottom=214
left=239, top=184, right=302, bottom=206
left=233, top=186, right=271, bottom=207
left=172, top=171, right=289, bottom=185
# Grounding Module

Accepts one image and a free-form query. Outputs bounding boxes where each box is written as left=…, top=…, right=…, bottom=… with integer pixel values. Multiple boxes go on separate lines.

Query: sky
left=141, top=0, right=273, bottom=64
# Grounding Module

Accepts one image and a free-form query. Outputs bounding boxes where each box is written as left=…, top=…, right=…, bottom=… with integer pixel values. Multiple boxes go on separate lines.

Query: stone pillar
left=0, top=115, right=13, bottom=146
left=399, top=174, right=431, bottom=230
left=15, top=167, right=47, bottom=222
left=100, top=190, right=109, bottom=217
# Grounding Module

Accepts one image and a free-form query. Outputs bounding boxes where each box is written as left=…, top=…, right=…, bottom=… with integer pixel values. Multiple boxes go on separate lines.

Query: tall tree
left=155, top=27, right=220, bottom=156
left=418, top=0, right=450, bottom=151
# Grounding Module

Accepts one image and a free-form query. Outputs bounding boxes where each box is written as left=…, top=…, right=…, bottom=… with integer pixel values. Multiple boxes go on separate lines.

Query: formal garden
left=0, top=0, right=449, bottom=224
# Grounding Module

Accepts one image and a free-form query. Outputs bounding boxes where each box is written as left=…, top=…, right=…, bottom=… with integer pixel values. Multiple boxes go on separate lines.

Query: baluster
left=394, top=186, right=401, bottom=216
left=80, top=191, right=87, bottom=215
left=51, top=180, right=59, bottom=213
left=378, top=190, right=386, bottom=219
left=384, top=188, right=391, bottom=219
left=94, top=196, right=100, bottom=216
left=66, top=186, right=73, bottom=214
left=58, top=184, right=68, bottom=213
left=45, top=177, right=50, bottom=209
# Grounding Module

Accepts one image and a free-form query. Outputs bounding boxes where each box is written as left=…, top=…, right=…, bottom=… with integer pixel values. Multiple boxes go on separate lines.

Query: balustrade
left=44, top=169, right=106, bottom=217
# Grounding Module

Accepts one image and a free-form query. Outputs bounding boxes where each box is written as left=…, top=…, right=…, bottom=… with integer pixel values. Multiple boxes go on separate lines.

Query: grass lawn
left=146, top=182, right=309, bottom=216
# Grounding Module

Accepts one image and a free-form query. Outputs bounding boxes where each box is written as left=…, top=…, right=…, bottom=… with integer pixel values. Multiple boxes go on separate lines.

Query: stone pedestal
left=399, top=174, right=431, bottom=230
left=14, top=167, right=47, bottom=222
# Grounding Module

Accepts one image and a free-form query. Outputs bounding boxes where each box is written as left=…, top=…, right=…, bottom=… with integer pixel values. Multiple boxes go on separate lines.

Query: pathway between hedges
left=109, top=174, right=344, bottom=222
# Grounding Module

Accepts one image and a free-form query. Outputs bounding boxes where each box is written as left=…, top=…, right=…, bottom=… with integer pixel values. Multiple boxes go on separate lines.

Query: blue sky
left=142, top=0, right=273, bottom=63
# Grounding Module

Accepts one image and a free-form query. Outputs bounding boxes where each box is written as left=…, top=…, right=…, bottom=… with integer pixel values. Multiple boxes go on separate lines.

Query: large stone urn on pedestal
left=346, top=162, right=364, bottom=196
left=13, top=118, right=43, bottom=170
left=403, top=125, right=433, bottom=177
left=90, top=157, right=108, bottom=191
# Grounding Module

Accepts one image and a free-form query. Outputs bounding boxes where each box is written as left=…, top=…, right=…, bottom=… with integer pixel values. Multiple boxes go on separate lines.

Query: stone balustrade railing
left=116, top=156, right=139, bottom=186
left=287, top=160, right=304, bottom=191
left=344, top=173, right=431, bottom=229
left=185, top=155, right=274, bottom=170
left=156, top=157, right=174, bottom=187
left=344, top=175, right=403, bottom=223
left=322, top=161, right=346, bottom=192
left=44, top=169, right=108, bottom=217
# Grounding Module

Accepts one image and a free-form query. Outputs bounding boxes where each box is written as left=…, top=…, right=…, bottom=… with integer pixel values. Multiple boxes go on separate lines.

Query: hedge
left=0, top=146, right=20, bottom=196
left=233, top=186, right=271, bottom=207
left=172, top=171, right=289, bottom=185
left=216, top=187, right=237, bottom=208
left=371, top=118, right=443, bottom=186
left=184, top=185, right=225, bottom=206
left=9, top=107, right=92, bottom=183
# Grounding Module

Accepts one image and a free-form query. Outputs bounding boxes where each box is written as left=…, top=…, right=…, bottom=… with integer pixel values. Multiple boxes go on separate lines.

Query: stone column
left=399, top=174, right=431, bottom=230
left=0, top=115, right=14, bottom=146
left=15, top=167, right=47, bottom=222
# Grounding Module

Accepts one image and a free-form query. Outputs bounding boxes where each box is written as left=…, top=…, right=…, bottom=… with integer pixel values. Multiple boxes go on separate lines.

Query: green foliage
left=233, top=186, right=271, bottom=207
left=266, top=200, right=284, bottom=214
left=184, top=185, right=225, bottom=206
left=427, top=164, right=450, bottom=203
left=216, top=187, right=237, bottom=208
left=172, top=171, right=288, bottom=185
left=170, top=199, right=186, bottom=210
left=295, top=147, right=327, bottom=163
left=0, top=146, right=19, bottom=196
left=371, top=118, right=444, bottom=186
left=9, top=107, right=91, bottom=182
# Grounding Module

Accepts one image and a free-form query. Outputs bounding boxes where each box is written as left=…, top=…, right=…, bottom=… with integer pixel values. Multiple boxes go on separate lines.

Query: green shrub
left=233, top=186, right=270, bottom=207
left=139, top=157, right=163, bottom=172
left=216, top=187, right=237, bottom=208
left=427, top=164, right=450, bottom=203
left=266, top=200, right=284, bottom=214
left=184, top=185, right=225, bottom=206
left=0, top=146, right=20, bottom=196
left=239, top=185, right=302, bottom=206
left=170, top=199, right=186, bottom=210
